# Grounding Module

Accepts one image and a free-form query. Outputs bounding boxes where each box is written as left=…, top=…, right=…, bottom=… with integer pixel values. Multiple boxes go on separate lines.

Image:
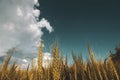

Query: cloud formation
left=0, top=0, right=54, bottom=68
left=0, top=0, right=53, bottom=56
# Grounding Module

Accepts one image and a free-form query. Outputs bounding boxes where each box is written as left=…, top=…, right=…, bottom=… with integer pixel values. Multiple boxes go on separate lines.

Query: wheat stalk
left=38, top=41, right=43, bottom=79
left=52, top=44, right=60, bottom=80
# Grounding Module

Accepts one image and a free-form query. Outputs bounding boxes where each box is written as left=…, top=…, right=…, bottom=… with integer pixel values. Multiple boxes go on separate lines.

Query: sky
left=0, top=0, right=120, bottom=67
left=39, top=0, right=120, bottom=60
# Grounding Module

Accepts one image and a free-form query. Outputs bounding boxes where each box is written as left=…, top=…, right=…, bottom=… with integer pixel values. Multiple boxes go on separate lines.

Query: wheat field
left=0, top=43, right=120, bottom=80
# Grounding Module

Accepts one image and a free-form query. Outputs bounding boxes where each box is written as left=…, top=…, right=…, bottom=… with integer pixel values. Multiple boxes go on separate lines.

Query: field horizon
left=0, top=42, right=120, bottom=80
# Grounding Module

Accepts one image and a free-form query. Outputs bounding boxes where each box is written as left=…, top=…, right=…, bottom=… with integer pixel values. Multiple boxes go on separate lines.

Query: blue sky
left=39, top=0, right=120, bottom=61
left=0, top=0, right=120, bottom=66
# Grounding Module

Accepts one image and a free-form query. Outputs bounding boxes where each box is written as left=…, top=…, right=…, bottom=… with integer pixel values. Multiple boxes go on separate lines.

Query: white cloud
left=42, top=52, right=53, bottom=67
left=13, top=52, right=52, bottom=69
left=0, top=53, right=6, bottom=57
left=31, top=52, right=53, bottom=68
left=38, top=18, right=53, bottom=33
left=17, top=7, right=23, bottom=17
left=10, top=56, right=30, bottom=64
left=33, top=9, right=40, bottom=17
left=0, top=0, right=53, bottom=57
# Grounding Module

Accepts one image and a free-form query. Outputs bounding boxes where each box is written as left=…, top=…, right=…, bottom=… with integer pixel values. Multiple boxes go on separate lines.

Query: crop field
left=0, top=43, right=120, bottom=80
